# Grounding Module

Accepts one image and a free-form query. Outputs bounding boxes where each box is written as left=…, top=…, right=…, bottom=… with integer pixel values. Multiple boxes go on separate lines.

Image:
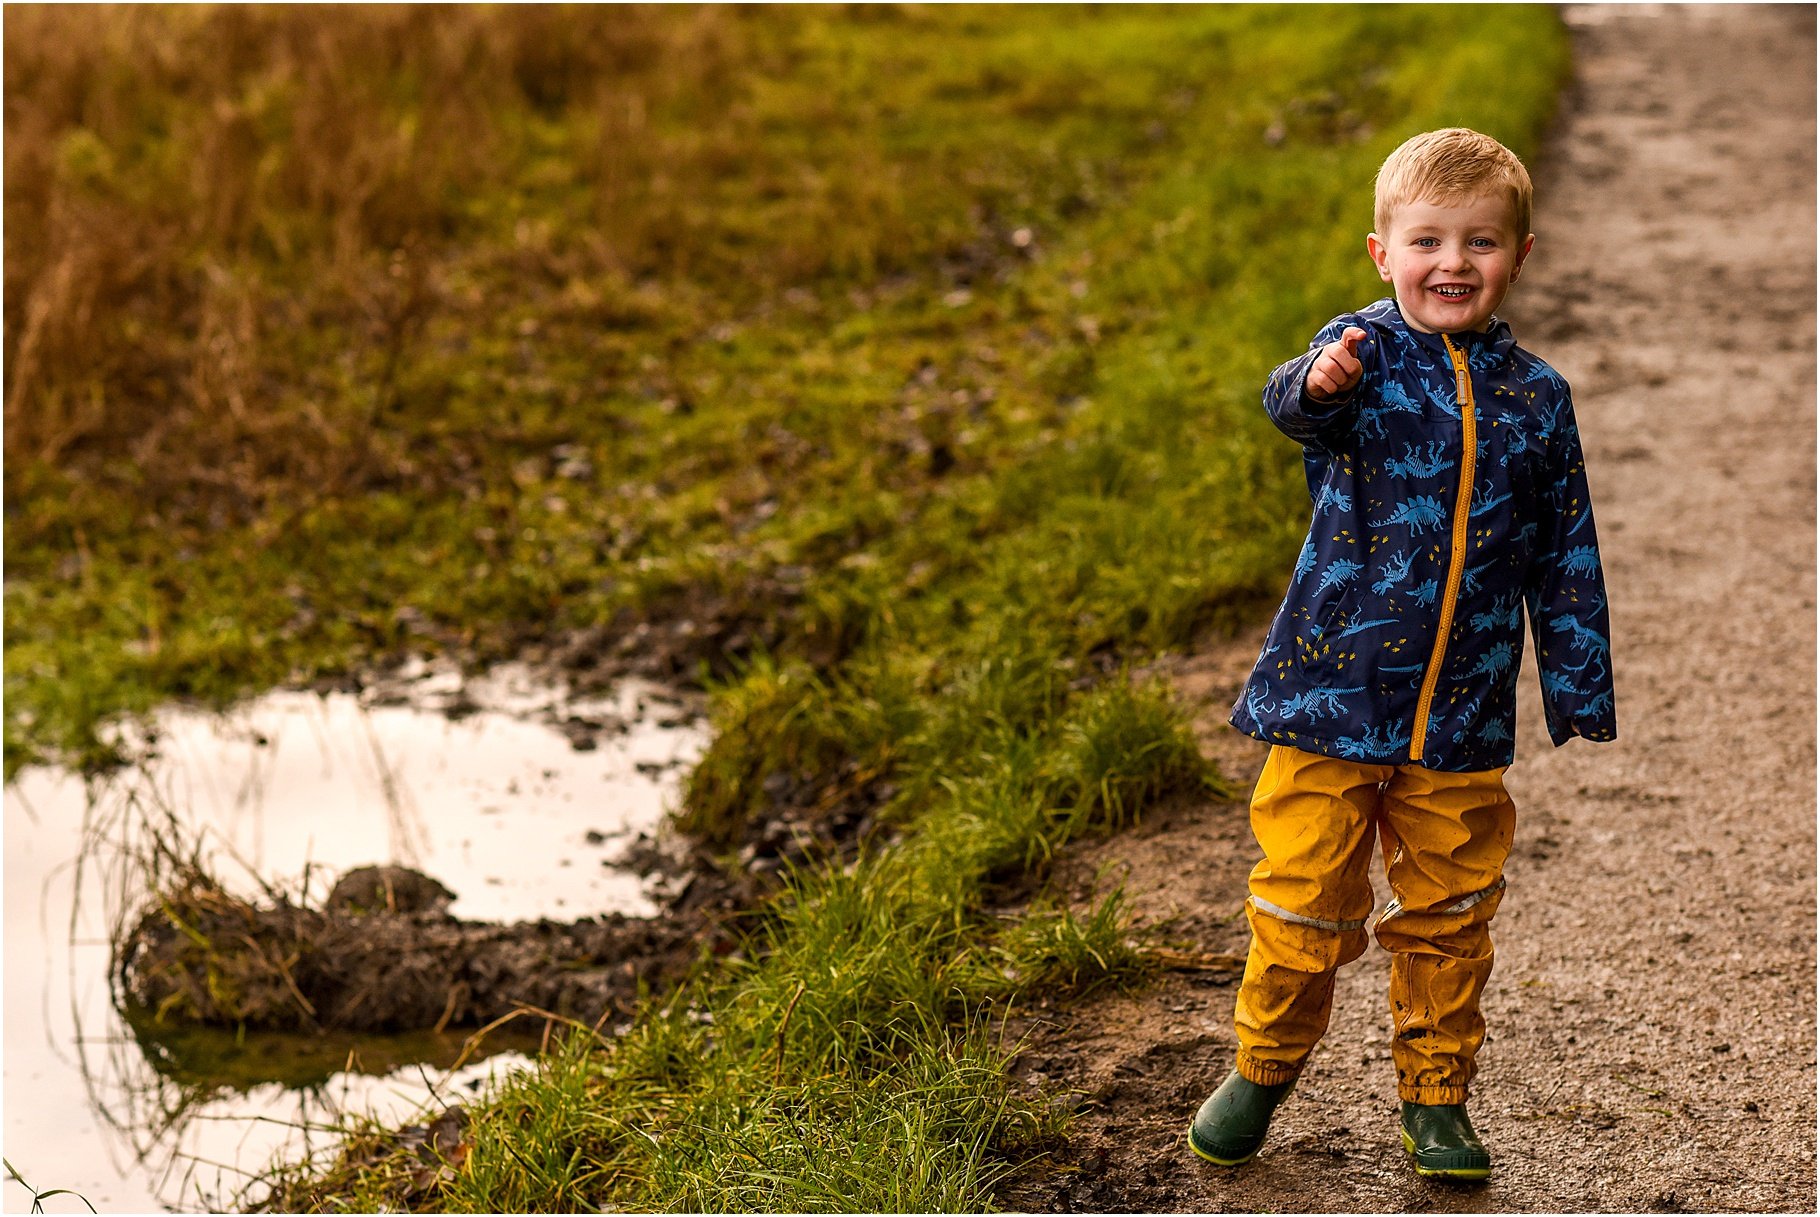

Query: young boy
left=1187, top=128, right=1616, bottom=1180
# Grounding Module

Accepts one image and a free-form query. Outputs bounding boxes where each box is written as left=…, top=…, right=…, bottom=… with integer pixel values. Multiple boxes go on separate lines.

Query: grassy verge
left=6, top=4, right=1571, bottom=1209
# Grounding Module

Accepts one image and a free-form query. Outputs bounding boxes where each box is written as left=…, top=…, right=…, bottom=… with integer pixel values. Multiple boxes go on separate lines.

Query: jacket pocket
left=1293, top=585, right=1357, bottom=685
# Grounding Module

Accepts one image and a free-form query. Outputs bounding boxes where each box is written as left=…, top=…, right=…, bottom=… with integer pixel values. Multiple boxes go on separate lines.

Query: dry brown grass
left=2, top=4, right=798, bottom=504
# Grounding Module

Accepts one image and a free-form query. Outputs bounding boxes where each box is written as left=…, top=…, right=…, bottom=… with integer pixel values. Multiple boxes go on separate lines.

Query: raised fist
left=1306, top=326, right=1368, bottom=402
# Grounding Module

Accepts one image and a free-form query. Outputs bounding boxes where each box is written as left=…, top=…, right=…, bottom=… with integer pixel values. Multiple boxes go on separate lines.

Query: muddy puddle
left=3, top=663, right=709, bottom=1212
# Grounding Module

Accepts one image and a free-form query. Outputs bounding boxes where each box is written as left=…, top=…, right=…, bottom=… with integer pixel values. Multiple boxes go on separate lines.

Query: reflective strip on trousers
left=1441, top=876, right=1507, bottom=914
left=1375, top=876, right=1507, bottom=928
left=1249, top=895, right=1368, bottom=934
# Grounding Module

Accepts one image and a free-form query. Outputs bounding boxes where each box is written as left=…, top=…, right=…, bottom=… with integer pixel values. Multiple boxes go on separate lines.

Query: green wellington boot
left=1186, top=1071, right=1297, bottom=1166
left=1399, top=1102, right=1491, bottom=1180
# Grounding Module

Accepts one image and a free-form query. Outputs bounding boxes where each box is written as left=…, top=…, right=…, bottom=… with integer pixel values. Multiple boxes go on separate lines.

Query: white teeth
left=1433, top=286, right=1471, bottom=298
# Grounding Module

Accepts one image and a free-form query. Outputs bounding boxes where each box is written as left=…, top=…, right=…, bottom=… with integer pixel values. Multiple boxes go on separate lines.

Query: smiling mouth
left=1430, top=285, right=1475, bottom=299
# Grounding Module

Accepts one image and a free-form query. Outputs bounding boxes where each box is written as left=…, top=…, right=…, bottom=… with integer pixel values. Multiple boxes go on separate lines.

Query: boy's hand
left=1305, top=327, right=1368, bottom=402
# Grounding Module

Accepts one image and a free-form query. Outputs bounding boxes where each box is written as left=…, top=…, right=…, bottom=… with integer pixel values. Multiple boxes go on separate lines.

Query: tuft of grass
left=1049, top=672, right=1228, bottom=835
left=677, top=652, right=847, bottom=847
left=997, top=885, right=1158, bottom=997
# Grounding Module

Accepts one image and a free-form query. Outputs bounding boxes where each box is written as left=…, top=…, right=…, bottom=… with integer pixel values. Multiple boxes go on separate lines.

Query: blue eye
left=1471, top=237, right=1496, bottom=249
left=1416, top=237, right=1439, bottom=248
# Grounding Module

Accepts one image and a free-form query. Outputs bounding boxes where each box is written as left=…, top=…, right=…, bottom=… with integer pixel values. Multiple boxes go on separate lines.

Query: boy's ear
left=1509, top=233, right=1536, bottom=282
left=1366, top=233, right=1392, bottom=282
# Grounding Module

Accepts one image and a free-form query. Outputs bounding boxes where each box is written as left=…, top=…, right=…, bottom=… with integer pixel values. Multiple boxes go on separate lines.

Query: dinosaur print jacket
left=1230, top=297, right=1616, bottom=772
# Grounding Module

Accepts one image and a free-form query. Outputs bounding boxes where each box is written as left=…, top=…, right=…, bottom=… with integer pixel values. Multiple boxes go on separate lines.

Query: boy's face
left=1367, top=192, right=1534, bottom=334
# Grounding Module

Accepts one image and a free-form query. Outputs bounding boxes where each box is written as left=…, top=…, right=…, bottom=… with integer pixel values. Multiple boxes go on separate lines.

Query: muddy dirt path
left=1001, top=7, right=1817, bottom=1212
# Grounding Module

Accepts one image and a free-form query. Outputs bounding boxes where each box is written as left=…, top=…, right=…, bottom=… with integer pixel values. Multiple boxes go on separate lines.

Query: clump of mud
left=116, top=864, right=700, bottom=1034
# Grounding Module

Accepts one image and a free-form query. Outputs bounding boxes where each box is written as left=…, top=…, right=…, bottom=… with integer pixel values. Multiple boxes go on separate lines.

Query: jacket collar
left=1365, top=296, right=1518, bottom=363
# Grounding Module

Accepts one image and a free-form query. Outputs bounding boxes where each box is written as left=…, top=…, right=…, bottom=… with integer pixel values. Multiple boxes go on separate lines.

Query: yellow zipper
left=1409, top=335, right=1478, bottom=763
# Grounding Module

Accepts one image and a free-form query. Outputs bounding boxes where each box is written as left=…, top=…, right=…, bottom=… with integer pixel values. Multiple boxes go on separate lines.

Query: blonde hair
left=1373, top=128, right=1533, bottom=238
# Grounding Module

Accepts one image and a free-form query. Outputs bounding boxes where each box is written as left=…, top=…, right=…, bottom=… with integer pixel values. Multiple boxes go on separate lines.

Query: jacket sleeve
left=1262, top=314, right=1368, bottom=450
left=1523, top=386, right=1617, bottom=746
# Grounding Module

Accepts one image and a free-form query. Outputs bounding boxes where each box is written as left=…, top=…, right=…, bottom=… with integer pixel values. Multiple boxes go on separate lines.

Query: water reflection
left=3, top=665, right=708, bottom=1212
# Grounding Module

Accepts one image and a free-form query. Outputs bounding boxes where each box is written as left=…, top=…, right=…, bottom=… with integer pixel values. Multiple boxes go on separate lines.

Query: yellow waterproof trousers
left=1232, top=745, right=1515, bottom=1105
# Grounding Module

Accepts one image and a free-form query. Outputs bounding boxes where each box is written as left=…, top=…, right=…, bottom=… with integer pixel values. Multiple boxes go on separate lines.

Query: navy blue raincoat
left=1230, top=297, right=1616, bottom=771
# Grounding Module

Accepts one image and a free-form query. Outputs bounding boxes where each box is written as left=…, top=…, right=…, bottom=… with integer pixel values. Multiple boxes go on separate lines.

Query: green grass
left=256, top=850, right=1153, bottom=1212
left=7, top=4, right=1573, bottom=1210
left=4, top=1158, right=99, bottom=1216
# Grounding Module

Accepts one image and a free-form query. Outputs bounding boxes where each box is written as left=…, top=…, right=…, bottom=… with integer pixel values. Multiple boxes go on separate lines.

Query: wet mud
left=117, top=865, right=700, bottom=1034
left=999, top=6, right=1817, bottom=1213
left=498, top=559, right=855, bottom=716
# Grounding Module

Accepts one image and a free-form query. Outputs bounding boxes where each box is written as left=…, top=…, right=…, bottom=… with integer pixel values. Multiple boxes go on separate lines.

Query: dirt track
left=1001, top=6, right=1817, bottom=1211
